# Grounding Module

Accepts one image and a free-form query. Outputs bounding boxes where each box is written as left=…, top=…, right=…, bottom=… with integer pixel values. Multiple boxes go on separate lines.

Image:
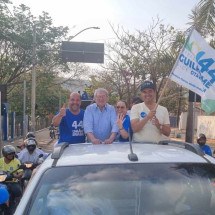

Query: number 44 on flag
left=169, top=29, right=215, bottom=115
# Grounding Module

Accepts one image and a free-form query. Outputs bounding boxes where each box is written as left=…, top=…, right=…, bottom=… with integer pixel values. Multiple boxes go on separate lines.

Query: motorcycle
left=21, top=154, right=45, bottom=191
left=0, top=167, right=23, bottom=215
left=0, top=182, right=9, bottom=215
left=49, top=129, right=55, bottom=139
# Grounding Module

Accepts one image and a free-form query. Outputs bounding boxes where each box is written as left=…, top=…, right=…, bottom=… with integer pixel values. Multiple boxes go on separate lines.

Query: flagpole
left=193, top=93, right=196, bottom=139
left=155, top=28, right=195, bottom=109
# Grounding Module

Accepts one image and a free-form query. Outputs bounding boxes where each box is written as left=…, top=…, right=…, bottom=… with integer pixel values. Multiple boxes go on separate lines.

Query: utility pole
left=185, top=102, right=194, bottom=143
left=31, top=24, right=36, bottom=132
left=0, top=92, right=3, bottom=154
left=23, top=80, right=27, bottom=138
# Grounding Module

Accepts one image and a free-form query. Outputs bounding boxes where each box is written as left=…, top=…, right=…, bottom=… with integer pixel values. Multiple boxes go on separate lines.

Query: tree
left=93, top=18, right=185, bottom=113
left=0, top=2, right=91, bottom=116
left=187, top=0, right=215, bottom=37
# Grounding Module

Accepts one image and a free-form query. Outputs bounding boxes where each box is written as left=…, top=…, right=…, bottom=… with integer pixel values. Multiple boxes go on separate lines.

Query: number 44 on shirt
left=72, top=121, right=83, bottom=129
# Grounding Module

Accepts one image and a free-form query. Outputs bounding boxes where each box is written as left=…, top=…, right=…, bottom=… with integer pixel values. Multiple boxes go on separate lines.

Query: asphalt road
left=11, top=128, right=55, bottom=153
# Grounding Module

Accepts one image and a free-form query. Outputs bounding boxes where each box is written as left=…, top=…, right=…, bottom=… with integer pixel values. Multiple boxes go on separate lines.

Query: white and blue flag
left=170, top=29, right=215, bottom=114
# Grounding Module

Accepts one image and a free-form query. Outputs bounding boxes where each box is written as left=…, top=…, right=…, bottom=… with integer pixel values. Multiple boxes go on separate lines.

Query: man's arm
left=86, top=132, right=101, bottom=144
left=83, top=106, right=101, bottom=144
left=159, top=108, right=171, bottom=137
left=131, top=110, right=155, bottom=132
left=104, top=132, right=117, bottom=144
left=103, top=106, right=118, bottom=144
left=160, top=124, right=171, bottom=136
left=52, top=103, right=66, bottom=126
left=52, top=114, right=64, bottom=127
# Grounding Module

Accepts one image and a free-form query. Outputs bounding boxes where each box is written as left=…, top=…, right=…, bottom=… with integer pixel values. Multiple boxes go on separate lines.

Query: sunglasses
left=116, top=106, right=125, bottom=109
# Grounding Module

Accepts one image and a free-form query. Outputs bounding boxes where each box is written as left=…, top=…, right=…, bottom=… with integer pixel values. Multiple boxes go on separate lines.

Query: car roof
left=46, top=141, right=214, bottom=168
left=14, top=141, right=215, bottom=215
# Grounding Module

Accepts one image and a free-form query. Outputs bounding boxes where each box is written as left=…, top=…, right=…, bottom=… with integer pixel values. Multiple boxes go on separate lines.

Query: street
left=11, top=128, right=55, bottom=153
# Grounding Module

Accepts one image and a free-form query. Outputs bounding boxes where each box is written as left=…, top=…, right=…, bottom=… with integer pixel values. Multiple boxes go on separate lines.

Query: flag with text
left=169, top=29, right=215, bottom=114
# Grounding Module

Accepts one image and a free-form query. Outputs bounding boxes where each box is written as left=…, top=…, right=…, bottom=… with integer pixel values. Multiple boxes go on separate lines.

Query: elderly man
left=52, top=92, right=85, bottom=144
left=83, top=88, right=118, bottom=144
left=130, top=81, right=171, bottom=142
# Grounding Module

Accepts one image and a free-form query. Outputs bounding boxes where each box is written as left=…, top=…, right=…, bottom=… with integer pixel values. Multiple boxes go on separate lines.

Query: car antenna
left=128, top=128, right=138, bottom=161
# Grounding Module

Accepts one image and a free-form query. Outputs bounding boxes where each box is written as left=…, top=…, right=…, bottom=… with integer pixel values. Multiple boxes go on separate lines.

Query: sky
left=11, top=0, right=200, bottom=43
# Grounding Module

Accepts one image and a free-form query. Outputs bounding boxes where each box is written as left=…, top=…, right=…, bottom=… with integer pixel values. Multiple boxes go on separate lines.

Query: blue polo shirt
left=118, top=114, right=132, bottom=142
left=200, top=144, right=212, bottom=156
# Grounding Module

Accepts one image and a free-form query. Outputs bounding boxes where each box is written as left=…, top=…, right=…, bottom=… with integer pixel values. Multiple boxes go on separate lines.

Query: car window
left=26, top=163, right=215, bottom=215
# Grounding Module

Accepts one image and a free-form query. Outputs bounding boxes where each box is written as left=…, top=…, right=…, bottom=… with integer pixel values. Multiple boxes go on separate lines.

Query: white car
left=15, top=141, right=215, bottom=215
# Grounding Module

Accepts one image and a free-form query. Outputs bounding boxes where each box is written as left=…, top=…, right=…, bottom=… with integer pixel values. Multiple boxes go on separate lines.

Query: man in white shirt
left=18, top=138, right=48, bottom=164
left=130, top=81, right=171, bottom=142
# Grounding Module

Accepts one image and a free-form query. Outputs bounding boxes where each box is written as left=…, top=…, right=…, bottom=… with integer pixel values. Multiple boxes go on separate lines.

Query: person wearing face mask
left=18, top=138, right=48, bottom=164
left=197, top=133, right=212, bottom=156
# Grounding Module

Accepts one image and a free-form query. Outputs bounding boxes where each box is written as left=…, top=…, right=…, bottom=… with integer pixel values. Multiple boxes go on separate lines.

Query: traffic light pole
left=31, top=24, right=36, bottom=132
left=0, top=92, right=3, bottom=154
left=23, top=80, right=27, bottom=138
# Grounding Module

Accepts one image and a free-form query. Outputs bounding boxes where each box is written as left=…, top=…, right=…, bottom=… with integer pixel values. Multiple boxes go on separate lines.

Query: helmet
left=0, top=186, right=9, bottom=204
left=2, top=145, right=16, bottom=157
left=197, top=133, right=206, bottom=146
left=26, top=132, right=35, bottom=139
left=26, top=138, right=37, bottom=153
left=197, top=133, right=206, bottom=141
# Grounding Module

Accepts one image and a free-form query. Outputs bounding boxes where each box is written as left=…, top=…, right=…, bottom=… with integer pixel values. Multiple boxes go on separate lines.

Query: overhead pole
left=0, top=92, right=2, bottom=154
left=31, top=24, right=36, bottom=133
left=23, top=80, right=27, bottom=138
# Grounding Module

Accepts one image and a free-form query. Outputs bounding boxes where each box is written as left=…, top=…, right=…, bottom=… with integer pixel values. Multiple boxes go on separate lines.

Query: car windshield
left=27, top=163, right=215, bottom=215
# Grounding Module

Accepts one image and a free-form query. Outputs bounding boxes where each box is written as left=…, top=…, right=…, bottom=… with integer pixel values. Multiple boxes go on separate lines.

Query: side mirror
left=38, top=154, right=43, bottom=158
left=19, top=164, right=26, bottom=169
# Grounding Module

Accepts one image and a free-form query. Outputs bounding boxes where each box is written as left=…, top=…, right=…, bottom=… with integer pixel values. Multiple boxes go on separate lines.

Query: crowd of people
left=0, top=133, right=48, bottom=214
left=0, top=81, right=213, bottom=213
left=52, top=80, right=213, bottom=156
left=53, top=80, right=171, bottom=145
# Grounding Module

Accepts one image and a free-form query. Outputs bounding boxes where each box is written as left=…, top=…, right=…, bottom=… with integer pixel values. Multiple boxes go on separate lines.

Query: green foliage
left=187, top=0, right=215, bottom=36
left=0, top=3, right=70, bottom=76
left=94, top=19, right=183, bottom=112
left=0, top=1, right=81, bottom=116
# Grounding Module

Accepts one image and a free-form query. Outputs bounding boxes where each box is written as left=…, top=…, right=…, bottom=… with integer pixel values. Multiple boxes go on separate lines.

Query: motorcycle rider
left=197, top=133, right=212, bottom=156
left=18, top=138, right=49, bottom=164
left=17, top=131, right=37, bottom=151
left=0, top=145, right=23, bottom=214
left=49, top=123, right=56, bottom=139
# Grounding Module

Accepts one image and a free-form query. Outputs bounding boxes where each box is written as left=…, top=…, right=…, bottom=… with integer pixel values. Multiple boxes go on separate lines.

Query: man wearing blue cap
left=130, top=80, right=171, bottom=142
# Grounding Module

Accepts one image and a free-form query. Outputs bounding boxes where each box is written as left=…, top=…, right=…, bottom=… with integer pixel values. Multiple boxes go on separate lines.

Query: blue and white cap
left=140, top=81, right=155, bottom=91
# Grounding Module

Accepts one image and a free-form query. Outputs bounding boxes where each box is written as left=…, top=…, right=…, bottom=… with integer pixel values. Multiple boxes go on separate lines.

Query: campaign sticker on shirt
left=140, top=112, right=147, bottom=118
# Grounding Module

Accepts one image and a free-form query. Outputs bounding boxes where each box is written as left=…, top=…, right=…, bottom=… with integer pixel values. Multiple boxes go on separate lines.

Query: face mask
left=197, top=139, right=206, bottom=146
left=27, top=146, right=36, bottom=152
left=6, top=153, right=15, bottom=160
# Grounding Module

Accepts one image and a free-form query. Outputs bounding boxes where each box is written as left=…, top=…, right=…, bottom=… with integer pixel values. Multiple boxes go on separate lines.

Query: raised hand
left=151, top=115, right=160, bottom=129
left=59, top=103, right=67, bottom=117
left=116, top=113, right=124, bottom=129
left=147, top=109, right=156, bottom=120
